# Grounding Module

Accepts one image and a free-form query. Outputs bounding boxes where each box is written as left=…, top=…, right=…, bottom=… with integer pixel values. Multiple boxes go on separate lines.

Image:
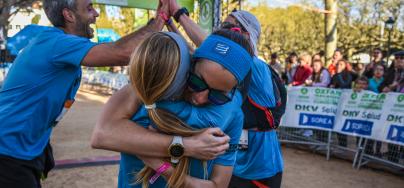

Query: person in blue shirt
left=164, top=1, right=284, bottom=186
left=0, top=0, right=176, bottom=187
left=114, top=30, right=253, bottom=188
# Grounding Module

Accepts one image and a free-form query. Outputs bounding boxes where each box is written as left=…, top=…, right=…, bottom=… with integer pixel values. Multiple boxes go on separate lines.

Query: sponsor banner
left=281, top=87, right=404, bottom=146
left=281, top=87, right=341, bottom=131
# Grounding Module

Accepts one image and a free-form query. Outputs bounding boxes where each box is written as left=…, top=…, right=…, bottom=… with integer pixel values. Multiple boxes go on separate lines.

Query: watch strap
left=173, top=7, right=189, bottom=22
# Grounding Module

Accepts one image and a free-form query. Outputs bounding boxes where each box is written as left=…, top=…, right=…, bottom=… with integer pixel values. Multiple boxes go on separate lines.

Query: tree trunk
left=213, top=0, right=221, bottom=31
left=325, top=0, right=337, bottom=66
left=0, top=4, right=11, bottom=50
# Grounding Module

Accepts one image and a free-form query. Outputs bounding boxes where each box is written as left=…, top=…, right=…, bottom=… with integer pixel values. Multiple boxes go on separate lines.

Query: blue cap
left=193, top=35, right=253, bottom=83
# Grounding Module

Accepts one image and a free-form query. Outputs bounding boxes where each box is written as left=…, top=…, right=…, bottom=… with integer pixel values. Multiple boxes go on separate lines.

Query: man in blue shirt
left=0, top=0, right=174, bottom=187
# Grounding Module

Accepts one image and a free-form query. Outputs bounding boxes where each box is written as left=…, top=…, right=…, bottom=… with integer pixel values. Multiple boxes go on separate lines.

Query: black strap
left=238, top=70, right=252, bottom=102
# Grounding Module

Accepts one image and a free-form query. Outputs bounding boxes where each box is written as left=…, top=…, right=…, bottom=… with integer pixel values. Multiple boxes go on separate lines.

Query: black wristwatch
left=173, top=7, right=189, bottom=22
left=168, top=136, right=185, bottom=164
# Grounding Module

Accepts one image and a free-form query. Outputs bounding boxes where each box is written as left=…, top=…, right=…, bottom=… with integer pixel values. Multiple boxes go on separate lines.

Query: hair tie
left=230, top=27, right=242, bottom=33
left=145, top=103, right=156, bottom=110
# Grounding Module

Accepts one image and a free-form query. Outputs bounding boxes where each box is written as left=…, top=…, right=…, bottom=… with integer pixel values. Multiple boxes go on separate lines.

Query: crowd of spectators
left=270, top=48, right=404, bottom=94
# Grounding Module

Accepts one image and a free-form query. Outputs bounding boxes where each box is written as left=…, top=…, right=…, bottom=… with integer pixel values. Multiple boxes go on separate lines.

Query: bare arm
left=91, top=85, right=230, bottom=159
left=169, top=0, right=207, bottom=46
left=91, top=85, right=172, bottom=157
left=82, top=15, right=165, bottom=67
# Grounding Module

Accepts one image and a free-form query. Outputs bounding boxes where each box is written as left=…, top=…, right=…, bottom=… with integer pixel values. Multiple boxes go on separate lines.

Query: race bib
left=238, top=129, right=249, bottom=150
left=54, top=100, right=75, bottom=126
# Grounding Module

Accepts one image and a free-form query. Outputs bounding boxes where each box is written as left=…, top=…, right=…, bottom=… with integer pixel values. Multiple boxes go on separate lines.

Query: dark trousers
left=228, top=172, right=282, bottom=188
left=0, top=143, right=54, bottom=188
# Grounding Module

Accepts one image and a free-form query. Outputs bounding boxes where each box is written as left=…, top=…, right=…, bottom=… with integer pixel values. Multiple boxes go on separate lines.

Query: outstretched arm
left=82, top=1, right=168, bottom=67
left=168, top=0, right=208, bottom=46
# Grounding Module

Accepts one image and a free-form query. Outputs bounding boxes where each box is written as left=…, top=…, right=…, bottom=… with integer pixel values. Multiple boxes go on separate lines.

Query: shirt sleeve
left=51, top=34, right=97, bottom=68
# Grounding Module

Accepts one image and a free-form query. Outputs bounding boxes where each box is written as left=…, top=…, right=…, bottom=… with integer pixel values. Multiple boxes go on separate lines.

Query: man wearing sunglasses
left=164, top=0, right=284, bottom=187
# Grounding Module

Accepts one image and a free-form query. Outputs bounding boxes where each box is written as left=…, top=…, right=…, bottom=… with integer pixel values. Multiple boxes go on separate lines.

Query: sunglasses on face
left=395, top=56, right=404, bottom=60
left=187, top=72, right=236, bottom=105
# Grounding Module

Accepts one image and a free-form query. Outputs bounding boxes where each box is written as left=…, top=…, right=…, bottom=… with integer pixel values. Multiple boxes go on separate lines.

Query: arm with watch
left=91, top=85, right=230, bottom=160
left=168, top=0, right=208, bottom=46
left=137, top=93, right=245, bottom=188
left=139, top=109, right=244, bottom=188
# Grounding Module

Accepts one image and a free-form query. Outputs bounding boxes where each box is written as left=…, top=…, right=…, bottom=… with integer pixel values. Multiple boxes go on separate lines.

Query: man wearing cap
left=164, top=1, right=283, bottom=187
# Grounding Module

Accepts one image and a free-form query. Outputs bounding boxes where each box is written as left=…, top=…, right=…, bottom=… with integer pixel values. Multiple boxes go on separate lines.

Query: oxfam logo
left=351, top=93, right=358, bottom=100
left=398, top=95, right=404, bottom=102
left=301, top=88, right=308, bottom=95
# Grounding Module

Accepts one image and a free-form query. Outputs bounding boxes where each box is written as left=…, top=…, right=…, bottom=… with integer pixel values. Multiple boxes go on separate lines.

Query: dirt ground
left=42, top=88, right=404, bottom=188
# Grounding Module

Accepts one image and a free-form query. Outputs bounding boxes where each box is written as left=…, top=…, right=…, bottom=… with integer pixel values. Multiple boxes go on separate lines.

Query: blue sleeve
left=213, top=108, right=244, bottom=166
left=51, top=34, right=96, bottom=68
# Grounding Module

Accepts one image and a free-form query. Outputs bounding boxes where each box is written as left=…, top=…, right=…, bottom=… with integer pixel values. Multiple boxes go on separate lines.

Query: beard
left=73, top=13, right=94, bottom=39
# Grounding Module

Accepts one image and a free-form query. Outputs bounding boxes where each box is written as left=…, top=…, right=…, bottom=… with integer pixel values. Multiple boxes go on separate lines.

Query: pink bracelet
left=149, top=162, right=171, bottom=184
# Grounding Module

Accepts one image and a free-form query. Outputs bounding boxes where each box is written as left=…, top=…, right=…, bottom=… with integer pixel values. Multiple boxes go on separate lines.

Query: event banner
left=281, top=87, right=404, bottom=146
left=280, top=87, right=341, bottom=131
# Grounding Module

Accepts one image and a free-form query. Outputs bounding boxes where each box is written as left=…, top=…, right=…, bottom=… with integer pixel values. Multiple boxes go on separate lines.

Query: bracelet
left=158, top=12, right=169, bottom=22
left=149, top=162, right=171, bottom=184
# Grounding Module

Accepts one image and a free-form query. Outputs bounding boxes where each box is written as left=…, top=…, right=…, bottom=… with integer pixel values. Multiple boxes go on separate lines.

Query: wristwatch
left=173, top=7, right=189, bottom=22
left=168, top=136, right=185, bottom=164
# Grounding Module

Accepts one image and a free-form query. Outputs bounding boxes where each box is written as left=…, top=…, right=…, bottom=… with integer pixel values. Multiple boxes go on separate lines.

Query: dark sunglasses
left=187, top=72, right=236, bottom=105
left=395, top=56, right=404, bottom=60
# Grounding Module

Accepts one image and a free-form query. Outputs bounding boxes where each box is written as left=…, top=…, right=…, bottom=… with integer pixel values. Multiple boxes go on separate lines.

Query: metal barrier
left=278, top=126, right=404, bottom=172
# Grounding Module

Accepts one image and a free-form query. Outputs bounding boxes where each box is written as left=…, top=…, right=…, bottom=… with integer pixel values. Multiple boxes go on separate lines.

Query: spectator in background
left=328, top=49, right=343, bottom=76
left=284, top=52, right=299, bottom=84
left=363, top=48, right=387, bottom=78
left=290, top=53, right=312, bottom=86
left=270, top=53, right=283, bottom=76
left=353, top=76, right=369, bottom=92
left=312, top=53, right=321, bottom=62
left=368, top=64, right=385, bottom=93
left=352, top=62, right=365, bottom=76
left=330, top=59, right=357, bottom=148
left=330, top=59, right=358, bottom=89
left=379, top=51, right=404, bottom=93
left=305, top=59, right=330, bottom=87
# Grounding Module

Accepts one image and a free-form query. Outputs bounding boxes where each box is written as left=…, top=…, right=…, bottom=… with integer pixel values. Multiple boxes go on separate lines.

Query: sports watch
left=173, top=7, right=189, bottom=22
left=168, top=136, right=185, bottom=164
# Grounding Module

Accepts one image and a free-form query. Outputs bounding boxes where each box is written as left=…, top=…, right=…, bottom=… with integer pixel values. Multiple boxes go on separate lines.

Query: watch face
left=169, top=144, right=185, bottom=158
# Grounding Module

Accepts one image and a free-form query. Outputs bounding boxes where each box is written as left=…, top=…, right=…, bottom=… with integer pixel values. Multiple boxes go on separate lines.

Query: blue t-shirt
left=368, top=77, right=383, bottom=93
left=118, top=92, right=244, bottom=188
left=0, top=27, right=96, bottom=160
left=233, top=57, right=284, bottom=180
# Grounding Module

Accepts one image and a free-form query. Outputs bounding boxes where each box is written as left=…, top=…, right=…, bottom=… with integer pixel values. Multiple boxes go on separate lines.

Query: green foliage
left=237, top=1, right=404, bottom=62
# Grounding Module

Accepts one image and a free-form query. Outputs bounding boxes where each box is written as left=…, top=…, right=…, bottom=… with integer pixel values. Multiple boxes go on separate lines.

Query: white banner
left=281, top=87, right=404, bottom=146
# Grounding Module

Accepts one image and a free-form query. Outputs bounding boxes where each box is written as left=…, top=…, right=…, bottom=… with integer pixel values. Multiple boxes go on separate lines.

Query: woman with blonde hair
left=118, top=29, right=254, bottom=188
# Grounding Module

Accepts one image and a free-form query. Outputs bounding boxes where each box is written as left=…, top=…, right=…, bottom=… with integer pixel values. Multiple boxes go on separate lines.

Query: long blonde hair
left=129, top=32, right=204, bottom=188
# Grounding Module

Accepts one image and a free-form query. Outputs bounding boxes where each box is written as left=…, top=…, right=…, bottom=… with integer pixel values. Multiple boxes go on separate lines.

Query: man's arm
left=82, top=17, right=165, bottom=67
left=169, top=0, right=207, bottom=46
left=91, top=85, right=230, bottom=159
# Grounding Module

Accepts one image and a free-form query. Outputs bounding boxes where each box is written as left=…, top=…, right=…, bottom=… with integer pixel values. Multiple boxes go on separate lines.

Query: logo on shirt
left=214, top=42, right=230, bottom=55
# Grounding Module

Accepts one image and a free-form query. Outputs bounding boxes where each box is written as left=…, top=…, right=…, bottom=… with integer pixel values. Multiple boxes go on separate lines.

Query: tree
left=0, top=0, right=38, bottom=48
